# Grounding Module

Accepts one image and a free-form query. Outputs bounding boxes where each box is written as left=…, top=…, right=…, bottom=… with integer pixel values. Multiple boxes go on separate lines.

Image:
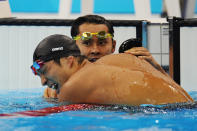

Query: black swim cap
left=33, top=34, right=81, bottom=62
left=119, top=38, right=142, bottom=53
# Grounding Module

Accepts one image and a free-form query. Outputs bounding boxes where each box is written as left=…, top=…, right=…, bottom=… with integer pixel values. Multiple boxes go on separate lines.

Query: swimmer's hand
left=124, top=47, right=167, bottom=75
left=43, top=87, right=58, bottom=98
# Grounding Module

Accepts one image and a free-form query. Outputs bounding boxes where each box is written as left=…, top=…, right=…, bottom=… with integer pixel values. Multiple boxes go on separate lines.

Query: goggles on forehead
left=31, top=60, right=45, bottom=76
left=73, top=31, right=113, bottom=41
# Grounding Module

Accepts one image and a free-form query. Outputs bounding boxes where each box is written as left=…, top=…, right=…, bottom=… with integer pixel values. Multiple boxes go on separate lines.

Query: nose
left=90, top=44, right=100, bottom=55
left=41, top=75, right=47, bottom=86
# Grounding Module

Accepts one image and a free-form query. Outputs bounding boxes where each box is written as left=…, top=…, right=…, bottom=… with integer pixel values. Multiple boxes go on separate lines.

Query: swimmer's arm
left=58, top=69, right=111, bottom=103
left=124, top=47, right=169, bottom=76
left=58, top=79, right=95, bottom=103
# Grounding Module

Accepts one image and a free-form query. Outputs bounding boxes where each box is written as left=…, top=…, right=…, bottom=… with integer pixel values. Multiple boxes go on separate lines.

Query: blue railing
left=9, top=0, right=163, bottom=14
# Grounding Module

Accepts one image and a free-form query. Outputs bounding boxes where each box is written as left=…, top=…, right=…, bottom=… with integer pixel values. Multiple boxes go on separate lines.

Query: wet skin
left=50, top=54, right=194, bottom=105
left=38, top=53, right=194, bottom=105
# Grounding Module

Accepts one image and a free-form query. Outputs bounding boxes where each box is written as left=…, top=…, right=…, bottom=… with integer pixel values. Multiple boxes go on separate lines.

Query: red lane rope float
left=0, top=104, right=94, bottom=117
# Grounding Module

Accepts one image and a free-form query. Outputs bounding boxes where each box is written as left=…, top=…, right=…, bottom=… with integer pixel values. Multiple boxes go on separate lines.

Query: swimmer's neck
left=60, top=59, right=90, bottom=86
left=77, top=59, right=91, bottom=70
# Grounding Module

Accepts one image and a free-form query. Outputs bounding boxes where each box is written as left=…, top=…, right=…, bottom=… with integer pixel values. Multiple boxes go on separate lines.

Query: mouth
left=48, top=83, right=61, bottom=94
left=88, top=58, right=99, bottom=62
left=49, top=83, right=58, bottom=90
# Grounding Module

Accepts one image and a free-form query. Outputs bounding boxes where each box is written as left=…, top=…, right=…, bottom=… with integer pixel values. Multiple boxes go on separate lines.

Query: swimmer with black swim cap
left=31, top=34, right=82, bottom=93
left=31, top=34, right=193, bottom=105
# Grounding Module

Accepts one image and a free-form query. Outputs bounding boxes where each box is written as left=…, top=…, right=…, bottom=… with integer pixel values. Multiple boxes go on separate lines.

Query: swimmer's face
left=39, top=59, right=68, bottom=92
left=75, top=23, right=116, bottom=62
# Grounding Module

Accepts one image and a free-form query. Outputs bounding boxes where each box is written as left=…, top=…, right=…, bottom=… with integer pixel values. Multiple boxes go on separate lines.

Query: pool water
left=0, top=88, right=197, bottom=131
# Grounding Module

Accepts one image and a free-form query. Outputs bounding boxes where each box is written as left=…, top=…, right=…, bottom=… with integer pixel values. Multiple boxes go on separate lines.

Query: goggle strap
left=31, top=66, right=37, bottom=75
left=73, top=36, right=81, bottom=40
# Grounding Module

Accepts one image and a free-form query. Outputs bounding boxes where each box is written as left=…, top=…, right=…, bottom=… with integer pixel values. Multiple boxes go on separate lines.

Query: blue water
left=0, top=88, right=197, bottom=131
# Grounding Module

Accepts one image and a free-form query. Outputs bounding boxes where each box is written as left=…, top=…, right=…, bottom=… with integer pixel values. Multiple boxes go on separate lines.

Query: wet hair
left=119, top=38, right=142, bottom=53
left=71, top=15, right=114, bottom=38
left=33, top=34, right=85, bottom=64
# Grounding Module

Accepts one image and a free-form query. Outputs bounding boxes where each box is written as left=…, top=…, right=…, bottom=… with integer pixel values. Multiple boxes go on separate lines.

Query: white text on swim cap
left=52, top=47, right=63, bottom=52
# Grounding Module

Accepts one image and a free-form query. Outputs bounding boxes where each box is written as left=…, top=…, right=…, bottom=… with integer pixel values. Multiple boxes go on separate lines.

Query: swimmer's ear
left=66, top=56, right=74, bottom=68
left=112, top=40, right=116, bottom=53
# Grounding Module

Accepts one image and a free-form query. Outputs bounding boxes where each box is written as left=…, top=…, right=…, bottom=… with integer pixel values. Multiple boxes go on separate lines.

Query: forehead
left=78, top=23, right=109, bottom=34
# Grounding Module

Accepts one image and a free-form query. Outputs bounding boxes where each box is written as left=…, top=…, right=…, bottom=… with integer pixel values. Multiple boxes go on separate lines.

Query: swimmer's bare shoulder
left=58, top=64, right=113, bottom=103
left=96, top=54, right=194, bottom=103
left=58, top=63, right=146, bottom=104
left=96, top=53, right=137, bottom=65
left=96, top=53, right=156, bottom=72
left=58, top=63, right=193, bottom=105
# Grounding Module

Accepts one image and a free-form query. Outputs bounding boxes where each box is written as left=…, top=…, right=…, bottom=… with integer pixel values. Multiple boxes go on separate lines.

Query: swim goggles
left=31, top=60, right=45, bottom=76
left=73, top=31, right=113, bottom=41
